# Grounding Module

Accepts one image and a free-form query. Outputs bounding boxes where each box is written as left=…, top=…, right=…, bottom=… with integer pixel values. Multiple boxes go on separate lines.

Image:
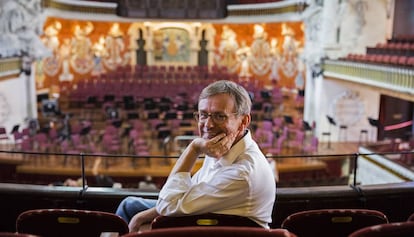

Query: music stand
left=10, top=124, right=20, bottom=134
left=327, top=115, right=336, bottom=126
left=104, top=94, right=115, bottom=102
left=303, top=121, right=312, bottom=131
left=284, top=115, right=294, bottom=125
left=303, top=120, right=313, bottom=136
left=80, top=126, right=91, bottom=136
left=112, top=119, right=122, bottom=128
left=324, top=115, right=337, bottom=149
left=165, top=112, right=177, bottom=119
left=368, top=117, right=381, bottom=128
left=368, top=117, right=381, bottom=142
left=123, top=96, right=135, bottom=110
left=127, top=112, right=139, bottom=119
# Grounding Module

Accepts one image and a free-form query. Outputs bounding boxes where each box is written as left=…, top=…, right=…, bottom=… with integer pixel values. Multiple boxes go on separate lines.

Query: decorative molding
left=43, top=0, right=116, bottom=15
left=42, top=0, right=307, bottom=22
left=116, top=0, right=227, bottom=19
left=228, top=3, right=304, bottom=17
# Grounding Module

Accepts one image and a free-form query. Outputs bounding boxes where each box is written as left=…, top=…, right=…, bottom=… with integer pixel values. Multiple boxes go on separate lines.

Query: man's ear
left=240, top=114, right=251, bottom=131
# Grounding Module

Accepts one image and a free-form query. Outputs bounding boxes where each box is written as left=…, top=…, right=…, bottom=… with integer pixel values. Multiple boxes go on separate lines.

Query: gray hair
left=198, top=80, right=252, bottom=115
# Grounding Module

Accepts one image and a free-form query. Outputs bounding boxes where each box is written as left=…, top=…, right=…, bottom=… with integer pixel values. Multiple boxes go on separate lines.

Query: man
left=116, top=80, right=276, bottom=232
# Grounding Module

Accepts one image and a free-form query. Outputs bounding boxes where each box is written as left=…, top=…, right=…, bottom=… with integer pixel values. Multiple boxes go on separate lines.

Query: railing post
left=353, top=153, right=359, bottom=186
left=80, top=152, right=88, bottom=193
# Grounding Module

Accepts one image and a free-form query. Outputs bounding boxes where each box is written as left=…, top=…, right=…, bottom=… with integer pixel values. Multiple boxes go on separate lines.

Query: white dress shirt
left=156, top=130, right=276, bottom=228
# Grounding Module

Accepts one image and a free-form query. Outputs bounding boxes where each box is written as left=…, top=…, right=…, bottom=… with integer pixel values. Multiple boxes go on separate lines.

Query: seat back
left=16, top=209, right=129, bottom=237
left=151, top=213, right=261, bottom=229
left=349, top=221, right=414, bottom=237
left=0, top=127, right=9, bottom=140
left=0, top=233, right=39, bottom=237
left=123, top=226, right=297, bottom=237
left=281, top=209, right=388, bottom=237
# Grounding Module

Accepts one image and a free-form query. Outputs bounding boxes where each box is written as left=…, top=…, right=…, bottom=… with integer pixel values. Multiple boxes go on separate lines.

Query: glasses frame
left=193, top=111, right=238, bottom=124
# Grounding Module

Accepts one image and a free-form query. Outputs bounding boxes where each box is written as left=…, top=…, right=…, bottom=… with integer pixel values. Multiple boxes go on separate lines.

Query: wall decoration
left=42, top=21, right=62, bottom=77
left=38, top=18, right=305, bottom=93
left=213, top=22, right=304, bottom=88
left=269, top=38, right=281, bottom=82
left=102, top=23, right=129, bottom=71
left=216, top=25, right=239, bottom=73
left=69, top=22, right=95, bottom=75
left=332, top=90, right=365, bottom=126
left=0, top=0, right=47, bottom=58
left=59, top=38, right=74, bottom=81
left=280, top=24, right=299, bottom=78
left=91, top=36, right=106, bottom=76
left=153, top=27, right=190, bottom=63
left=249, top=24, right=272, bottom=76
left=236, top=40, right=251, bottom=77
left=43, top=56, right=61, bottom=77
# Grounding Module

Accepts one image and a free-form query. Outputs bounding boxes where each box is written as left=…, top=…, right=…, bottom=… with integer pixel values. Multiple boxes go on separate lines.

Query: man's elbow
left=156, top=202, right=189, bottom=216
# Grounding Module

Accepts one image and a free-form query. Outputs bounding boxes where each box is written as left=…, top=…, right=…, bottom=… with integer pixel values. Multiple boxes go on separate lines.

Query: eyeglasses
left=193, top=111, right=238, bottom=124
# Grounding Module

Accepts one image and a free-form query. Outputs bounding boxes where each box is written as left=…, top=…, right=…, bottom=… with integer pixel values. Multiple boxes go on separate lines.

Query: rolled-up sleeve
left=157, top=172, right=192, bottom=202
left=155, top=166, right=249, bottom=216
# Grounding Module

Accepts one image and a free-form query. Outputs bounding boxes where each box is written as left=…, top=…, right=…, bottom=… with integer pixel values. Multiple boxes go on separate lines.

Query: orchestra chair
left=280, top=209, right=389, bottom=237
left=151, top=213, right=261, bottom=229
left=0, top=127, right=11, bottom=147
left=348, top=221, right=414, bottom=237
left=16, top=209, right=129, bottom=237
left=122, top=226, right=297, bottom=237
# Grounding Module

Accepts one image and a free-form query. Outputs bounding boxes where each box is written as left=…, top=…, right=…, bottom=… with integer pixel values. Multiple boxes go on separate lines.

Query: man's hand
left=193, top=132, right=237, bottom=158
left=128, top=207, right=159, bottom=233
left=170, top=132, right=238, bottom=174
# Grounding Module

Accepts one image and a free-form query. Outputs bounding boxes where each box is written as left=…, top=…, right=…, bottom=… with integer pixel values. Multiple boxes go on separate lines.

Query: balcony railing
left=0, top=57, right=21, bottom=80
left=1, top=149, right=413, bottom=190
left=323, top=59, right=414, bottom=95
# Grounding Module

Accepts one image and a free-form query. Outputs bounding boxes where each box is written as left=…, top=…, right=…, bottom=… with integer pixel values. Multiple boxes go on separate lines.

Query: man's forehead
left=199, top=94, right=235, bottom=109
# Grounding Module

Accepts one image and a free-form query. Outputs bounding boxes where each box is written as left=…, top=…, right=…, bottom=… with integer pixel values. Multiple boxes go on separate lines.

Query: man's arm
left=156, top=132, right=240, bottom=214
left=170, top=133, right=228, bottom=175
left=171, top=132, right=234, bottom=175
left=128, top=207, right=159, bottom=233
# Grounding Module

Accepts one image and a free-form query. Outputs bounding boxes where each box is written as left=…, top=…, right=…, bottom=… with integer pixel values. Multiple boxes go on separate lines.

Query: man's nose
left=204, top=116, right=215, bottom=127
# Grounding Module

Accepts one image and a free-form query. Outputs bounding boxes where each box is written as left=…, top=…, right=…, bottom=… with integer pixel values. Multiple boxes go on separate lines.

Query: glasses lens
left=193, top=112, right=200, bottom=121
left=213, top=114, right=227, bottom=123
left=194, top=112, right=230, bottom=124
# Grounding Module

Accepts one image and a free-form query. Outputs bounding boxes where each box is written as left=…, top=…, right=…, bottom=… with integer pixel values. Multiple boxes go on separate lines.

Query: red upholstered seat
left=16, top=209, right=128, bottom=237
left=151, top=213, right=261, bottom=229
left=348, top=221, right=414, bottom=237
left=281, top=209, right=388, bottom=237
left=123, top=226, right=297, bottom=237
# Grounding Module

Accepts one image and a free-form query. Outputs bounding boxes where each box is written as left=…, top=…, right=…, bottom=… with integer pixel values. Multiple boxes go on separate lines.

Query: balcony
left=323, top=59, right=414, bottom=98
left=0, top=57, right=21, bottom=81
